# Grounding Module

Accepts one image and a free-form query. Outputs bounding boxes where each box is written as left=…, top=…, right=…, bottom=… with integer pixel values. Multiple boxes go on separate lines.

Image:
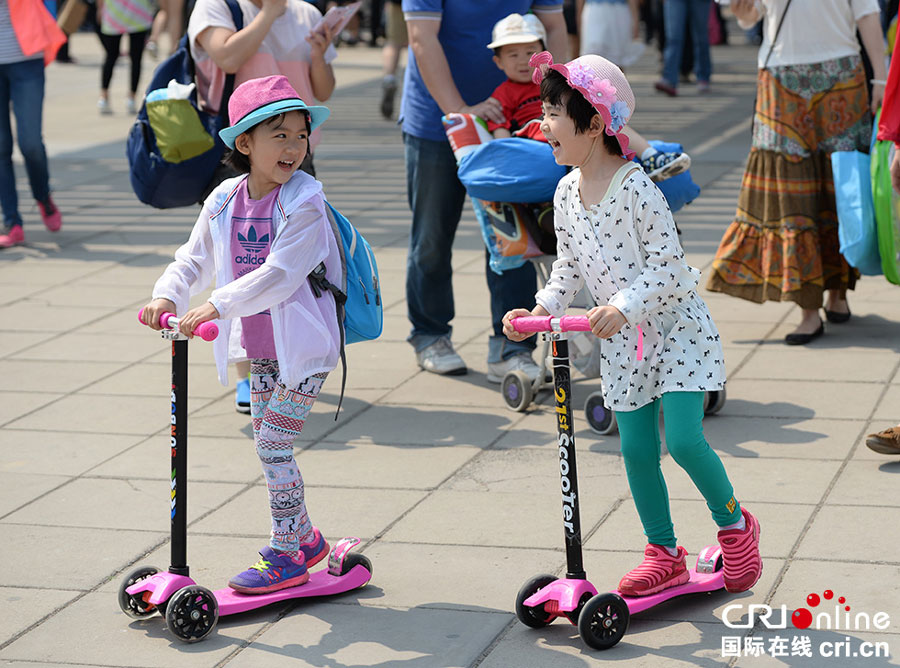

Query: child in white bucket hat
left=485, top=13, right=549, bottom=141
left=444, top=15, right=690, bottom=182
left=502, top=52, right=762, bottom=598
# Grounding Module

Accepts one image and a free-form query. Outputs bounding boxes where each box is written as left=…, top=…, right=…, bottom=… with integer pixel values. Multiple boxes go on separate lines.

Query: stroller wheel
left=502, top=370, right=533, bottom=412
left=584, top=391, right=617, bottom=435
left=704, top=388, right=726, bottom=415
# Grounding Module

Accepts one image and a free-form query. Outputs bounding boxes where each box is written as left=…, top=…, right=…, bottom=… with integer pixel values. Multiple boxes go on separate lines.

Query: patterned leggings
left=250, top=359, right=327, bottom=556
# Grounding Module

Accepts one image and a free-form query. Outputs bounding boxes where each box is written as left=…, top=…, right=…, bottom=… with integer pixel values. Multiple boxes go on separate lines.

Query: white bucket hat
left=487, top=13, right=547, bottom=50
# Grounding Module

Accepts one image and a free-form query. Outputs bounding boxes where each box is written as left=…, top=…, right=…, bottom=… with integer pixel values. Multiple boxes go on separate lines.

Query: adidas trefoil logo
left=238, top=225, right=270, bottom=254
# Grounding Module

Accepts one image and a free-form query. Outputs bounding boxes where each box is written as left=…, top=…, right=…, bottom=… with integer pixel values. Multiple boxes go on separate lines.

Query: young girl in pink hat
left=502, top=53, right=762, bottom=597
left=140, top=75, right=341, bottom=594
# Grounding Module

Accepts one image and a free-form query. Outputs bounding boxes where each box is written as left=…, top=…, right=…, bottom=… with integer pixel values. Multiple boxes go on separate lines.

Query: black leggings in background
left=99, top=30, right=149, bottom=93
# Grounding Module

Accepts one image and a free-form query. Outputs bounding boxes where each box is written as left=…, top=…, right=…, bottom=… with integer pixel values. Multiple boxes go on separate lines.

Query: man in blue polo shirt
left=400, top=1, right=566, bottom=379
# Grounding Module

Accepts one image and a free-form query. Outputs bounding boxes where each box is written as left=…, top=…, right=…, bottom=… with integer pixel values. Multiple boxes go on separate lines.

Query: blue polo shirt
left=400, top=0, right=562, bottom=143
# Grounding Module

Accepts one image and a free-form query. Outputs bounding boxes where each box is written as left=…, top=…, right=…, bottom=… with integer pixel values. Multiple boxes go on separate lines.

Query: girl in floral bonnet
left=502, top=53, right=763, bottom=597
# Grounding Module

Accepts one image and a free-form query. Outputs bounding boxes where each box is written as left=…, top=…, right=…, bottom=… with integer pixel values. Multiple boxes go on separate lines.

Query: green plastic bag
left=146, top=98, right=215, bottom=164
left=870, top=138, right=900, bottom=285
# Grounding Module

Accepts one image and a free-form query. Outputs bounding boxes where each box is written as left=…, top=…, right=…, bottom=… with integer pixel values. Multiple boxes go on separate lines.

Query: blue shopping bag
left=457, top=138, right=567, bottom=204
left=832, top=149, right=882, bottom=275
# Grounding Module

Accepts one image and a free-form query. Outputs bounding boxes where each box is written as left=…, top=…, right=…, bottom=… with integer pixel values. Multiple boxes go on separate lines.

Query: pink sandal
left=618, top=544, right=690, bottom=597
left=717, top=507, right=762, bottom=593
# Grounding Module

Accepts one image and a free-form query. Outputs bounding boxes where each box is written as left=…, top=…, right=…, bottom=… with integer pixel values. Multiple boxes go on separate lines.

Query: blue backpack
left=309, top=202, right=382, bottom=415
left=127, top=0, right=242, bottom=209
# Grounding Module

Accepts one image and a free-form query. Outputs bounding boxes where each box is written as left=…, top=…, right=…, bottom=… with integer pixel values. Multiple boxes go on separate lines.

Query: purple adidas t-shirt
left=230, top=180, right=279, bottom=358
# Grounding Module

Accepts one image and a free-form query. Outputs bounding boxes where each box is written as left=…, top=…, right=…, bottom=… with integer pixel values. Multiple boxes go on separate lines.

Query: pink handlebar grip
left=511, top=315, right=644, bottom=360
left=511, top=315, right=592, bottom=333
left=192, top=321, right=219, bottom=342
left=137, top=309, right=219, bottom=342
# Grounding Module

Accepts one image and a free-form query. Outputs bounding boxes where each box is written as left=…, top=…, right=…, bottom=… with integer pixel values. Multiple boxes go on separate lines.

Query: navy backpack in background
left=127, top=0, right=242, bottom=209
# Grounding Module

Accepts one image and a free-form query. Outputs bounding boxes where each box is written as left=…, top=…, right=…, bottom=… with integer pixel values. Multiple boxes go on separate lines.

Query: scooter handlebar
left=138, top=308, right=219, bottom=342
left=510, top=315, right=592, bottom=333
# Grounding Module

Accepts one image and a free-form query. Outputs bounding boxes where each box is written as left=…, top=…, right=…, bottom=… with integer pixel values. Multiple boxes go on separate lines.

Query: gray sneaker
left=486, top=352, right=540, bottom=384
left=416, top=337, right=467, bottom=376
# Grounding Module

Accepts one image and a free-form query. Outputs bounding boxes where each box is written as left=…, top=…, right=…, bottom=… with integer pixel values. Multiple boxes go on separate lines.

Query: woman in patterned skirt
left=706, top=0, right=886, bottom=344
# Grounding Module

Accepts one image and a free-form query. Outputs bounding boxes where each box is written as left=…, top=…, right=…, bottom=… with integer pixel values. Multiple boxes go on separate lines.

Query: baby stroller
left=443, top=115, right=723, bottom=433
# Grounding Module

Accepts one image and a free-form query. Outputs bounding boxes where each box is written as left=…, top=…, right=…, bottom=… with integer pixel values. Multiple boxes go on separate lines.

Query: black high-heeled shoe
left=785, top=320, right=824, bottom=345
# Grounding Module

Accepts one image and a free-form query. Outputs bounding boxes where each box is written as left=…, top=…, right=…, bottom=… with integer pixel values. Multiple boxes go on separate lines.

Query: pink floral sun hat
left=529, top=51, right=636, bottom=160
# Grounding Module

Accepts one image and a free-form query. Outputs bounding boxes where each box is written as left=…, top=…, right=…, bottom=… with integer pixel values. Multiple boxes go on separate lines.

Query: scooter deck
left=617, top=567, right=724, bottom=615
left=215, top=564, right=372, bottom=616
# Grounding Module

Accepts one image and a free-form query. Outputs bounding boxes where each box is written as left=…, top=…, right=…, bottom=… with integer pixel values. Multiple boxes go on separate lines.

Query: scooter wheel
left=584, top=391, right=617, bottom=435
left=704, top=388, right=726, bottom=415
left=564, top=591, right=594, bottom=626
left=117, top=565, right=160, bottom=619
left=502, top=370, right=534, bottom=412
left=341, top=552, right=373, bottom=577
left=165, top=585, right=219, bottom=643
left=578, top=592, right=630, bottom=650
left=515, top=574, right=558, bottom=628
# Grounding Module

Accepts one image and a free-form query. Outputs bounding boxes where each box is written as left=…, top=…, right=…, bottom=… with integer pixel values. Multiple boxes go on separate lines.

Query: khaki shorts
left=386, top=2, right=407, bottom=46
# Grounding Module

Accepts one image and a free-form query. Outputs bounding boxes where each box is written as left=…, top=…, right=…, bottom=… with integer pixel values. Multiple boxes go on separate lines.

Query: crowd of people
left=2, top=0, right=899, bottom=598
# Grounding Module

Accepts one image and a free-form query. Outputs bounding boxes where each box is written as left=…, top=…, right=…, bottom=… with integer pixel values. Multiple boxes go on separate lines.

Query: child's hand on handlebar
left=141, top=298, right=176, bottom=330
left=179, top=302, right=220, bottom=338
left=587, top=305, right=626, bottom=339
left=503, top=307, right=542, bottom=341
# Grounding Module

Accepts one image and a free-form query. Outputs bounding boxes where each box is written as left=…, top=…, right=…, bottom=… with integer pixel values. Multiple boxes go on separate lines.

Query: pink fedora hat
left=219, top=75, right=330, bottom=149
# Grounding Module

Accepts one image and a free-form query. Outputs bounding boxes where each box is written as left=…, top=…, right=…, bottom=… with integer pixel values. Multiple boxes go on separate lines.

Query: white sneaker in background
left=416, top=337, right=467, bottom=376
left=97, top=98, right=112, bottom=115
left=486, top=352, right=540, bottom=384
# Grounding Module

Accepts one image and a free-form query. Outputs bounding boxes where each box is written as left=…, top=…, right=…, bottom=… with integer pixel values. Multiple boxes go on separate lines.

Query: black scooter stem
left=552, top=338, right=586, bottom=580
left=169, top=338, right=189, bottom=577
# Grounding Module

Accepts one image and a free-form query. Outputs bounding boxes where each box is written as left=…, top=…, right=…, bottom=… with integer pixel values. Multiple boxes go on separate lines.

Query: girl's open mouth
left=278, top=160, right=295, bottom=170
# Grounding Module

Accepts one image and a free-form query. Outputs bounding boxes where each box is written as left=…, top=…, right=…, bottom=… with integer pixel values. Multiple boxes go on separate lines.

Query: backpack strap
left=309, top=262, right=348, bottom=419
left=217, top=0, right=245, bottom=126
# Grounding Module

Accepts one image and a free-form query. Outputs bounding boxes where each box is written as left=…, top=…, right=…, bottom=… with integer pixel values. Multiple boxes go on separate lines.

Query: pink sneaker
left=0, top=225, right=25, bottom=248
left=38, top=198, right=62, bottom=232
left=618, top=544, right=690, bottom=597
left=298, top=527, right=330, bottom=568
left=717, top=507, right=762, bottom=593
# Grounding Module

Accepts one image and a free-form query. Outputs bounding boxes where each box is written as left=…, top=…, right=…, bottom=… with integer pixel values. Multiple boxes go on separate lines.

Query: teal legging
left=615, top=391, right=741, bottom=548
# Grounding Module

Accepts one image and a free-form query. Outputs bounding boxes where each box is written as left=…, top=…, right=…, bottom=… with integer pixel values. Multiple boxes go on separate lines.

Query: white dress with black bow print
left=534, top=164, right=726, bottom=412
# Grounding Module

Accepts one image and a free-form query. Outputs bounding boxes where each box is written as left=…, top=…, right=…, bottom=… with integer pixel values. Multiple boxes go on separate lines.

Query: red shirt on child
left=487, top=79, right=548, bottom=142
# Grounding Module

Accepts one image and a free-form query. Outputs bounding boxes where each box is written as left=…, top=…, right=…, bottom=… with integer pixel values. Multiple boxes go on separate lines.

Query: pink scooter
left=510, top=316, right=724, bottom=650
left=118, top=311, right=373, bottom=643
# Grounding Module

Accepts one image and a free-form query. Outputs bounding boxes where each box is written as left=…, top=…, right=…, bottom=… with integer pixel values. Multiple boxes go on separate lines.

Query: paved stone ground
left=2, top=26, right=900, bottom=668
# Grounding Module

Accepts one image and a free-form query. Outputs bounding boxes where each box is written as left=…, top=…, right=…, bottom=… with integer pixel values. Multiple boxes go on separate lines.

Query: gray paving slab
left=294, top=441, right=484, bottom=489
left=794, top=506, right=900, bottom=565
left=3, top=20, right=900, bottom=668
left=0, top=523, right=166, bottom=590
left=0, top=429, right=145, bottom=476
left=226, top=604, right=513, bottom=668
left=773, top=559, right=900, bottom=635
left=5, top=477, right=244, bottom=531
left=0, top=586, right=78, bottom=646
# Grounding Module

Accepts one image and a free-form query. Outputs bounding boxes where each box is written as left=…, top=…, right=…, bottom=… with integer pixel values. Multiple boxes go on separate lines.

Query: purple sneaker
left=298, top=528, right=330, bottom=568
left=228, top=546, right=309, bottom=594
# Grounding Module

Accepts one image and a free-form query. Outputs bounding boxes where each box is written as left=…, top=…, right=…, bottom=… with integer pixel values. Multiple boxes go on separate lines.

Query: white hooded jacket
left=152, top=170, right=342, bottom=387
